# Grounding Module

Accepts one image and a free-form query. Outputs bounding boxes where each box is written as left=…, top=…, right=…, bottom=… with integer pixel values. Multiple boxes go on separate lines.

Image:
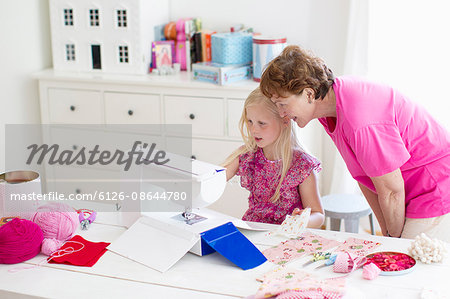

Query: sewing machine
left=109, top=152, right=266, bottom=272
left=118, top=151, right=229, bottom=228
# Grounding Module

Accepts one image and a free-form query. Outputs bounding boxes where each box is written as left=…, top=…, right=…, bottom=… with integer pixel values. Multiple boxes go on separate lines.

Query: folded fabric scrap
left=333, top=252, right=367, bottom=273
left=254, top=266, right=346, bottom=299
left=334, top=237, right=382, bottom=257
left=262, top=232, right=342, bottom=266
left=267, top=208, right=311, bottom=238
left=276, top=289, right=344, bottom=299
left=48, top=235, right=110, bottom=267
left=256, top=265, right=311, bottom=283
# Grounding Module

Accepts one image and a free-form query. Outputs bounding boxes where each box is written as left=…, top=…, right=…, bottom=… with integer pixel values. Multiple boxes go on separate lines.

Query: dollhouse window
left=65, top=44, right=75, bottom=61
left=89, top=9, right=100, bottom=27
left=116, top=10, right=127, bottom=28
left=118, top=45, right=129, bottom=63
left=64, top=9, right=74, bottom=26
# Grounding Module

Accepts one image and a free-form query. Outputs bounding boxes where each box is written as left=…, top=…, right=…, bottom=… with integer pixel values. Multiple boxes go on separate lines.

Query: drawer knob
left=189, top=113, right=195, bottom=120
left=191, top=155, right=196, bottom=160
left=72, top=145, right=78, bottom=150
left=75, top=188, right=81, bottom=194
left=128, top=110, right=134, bottom=116
left=70, top=105, right=76, bottom=111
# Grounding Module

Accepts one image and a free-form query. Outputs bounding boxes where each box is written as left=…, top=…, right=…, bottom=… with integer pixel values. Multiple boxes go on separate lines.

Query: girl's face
left=246, top=103, right=283, bottom=154
left=271, top=91, right=315, bottom=128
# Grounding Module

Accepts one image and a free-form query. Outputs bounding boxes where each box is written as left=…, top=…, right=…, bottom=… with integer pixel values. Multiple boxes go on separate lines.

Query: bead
left=409, top=233, right=447, bottom=264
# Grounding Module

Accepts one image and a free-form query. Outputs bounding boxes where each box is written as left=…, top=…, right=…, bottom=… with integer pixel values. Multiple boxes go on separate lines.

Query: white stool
left=321, top=194, right=375, bottom=235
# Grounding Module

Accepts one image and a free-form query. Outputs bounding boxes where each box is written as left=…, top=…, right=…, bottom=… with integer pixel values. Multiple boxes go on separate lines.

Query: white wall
left=0, top=0, right=52, bottom=172
left=368, top=0, right=450, bottom=130
left=0, top=0, right=351, bottom=194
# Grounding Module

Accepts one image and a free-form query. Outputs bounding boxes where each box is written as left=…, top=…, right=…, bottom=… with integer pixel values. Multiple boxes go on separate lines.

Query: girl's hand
left=292, top=208, right=303, bottom=216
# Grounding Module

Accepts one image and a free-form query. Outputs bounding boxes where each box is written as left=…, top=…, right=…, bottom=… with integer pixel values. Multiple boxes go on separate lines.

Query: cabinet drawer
left=164, top=96, right=224, bottom=137
left=48, top=88, right=102, bottom=124
left=105, top=92, right=161, bottom=127
left=48, top=166, right=123, bottom=202
left=227, top=98, right=245, bottom=138
left=49, top=127, right=165, bottom=171
left=50, top=126, right=103, bottom=155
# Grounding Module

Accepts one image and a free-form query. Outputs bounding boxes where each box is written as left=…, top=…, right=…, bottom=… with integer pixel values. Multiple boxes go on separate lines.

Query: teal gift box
left=211, top=32, right=253, bottom=65
left=193, top=62, right=252, bottom=85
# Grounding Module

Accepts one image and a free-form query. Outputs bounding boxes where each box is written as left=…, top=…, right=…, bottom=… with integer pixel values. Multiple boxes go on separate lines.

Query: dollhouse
left=49, top=0, right=169, bottom=74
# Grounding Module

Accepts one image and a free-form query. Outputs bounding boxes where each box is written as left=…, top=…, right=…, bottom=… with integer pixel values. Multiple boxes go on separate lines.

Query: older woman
left=260, top=45, right=450, bottom=241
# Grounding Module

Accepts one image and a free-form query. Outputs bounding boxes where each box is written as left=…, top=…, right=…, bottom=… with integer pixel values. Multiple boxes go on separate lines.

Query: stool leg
left=344, top=219, right=359, bottom=233
left=329, top=218, right=341, bottom=231
left=369, top=213, right=376, bottom=235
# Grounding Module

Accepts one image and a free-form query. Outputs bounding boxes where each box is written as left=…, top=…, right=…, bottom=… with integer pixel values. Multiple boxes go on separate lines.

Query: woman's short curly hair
left=260, top=45, right=334, bottom=100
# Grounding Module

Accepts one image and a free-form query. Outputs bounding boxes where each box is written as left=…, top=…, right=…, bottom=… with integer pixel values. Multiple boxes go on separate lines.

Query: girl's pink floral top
left=237, top=148, right=321, bottom=224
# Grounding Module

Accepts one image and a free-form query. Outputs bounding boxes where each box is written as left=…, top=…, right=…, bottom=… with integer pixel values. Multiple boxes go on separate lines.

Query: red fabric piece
left=48, top=235, right=110, bottom=267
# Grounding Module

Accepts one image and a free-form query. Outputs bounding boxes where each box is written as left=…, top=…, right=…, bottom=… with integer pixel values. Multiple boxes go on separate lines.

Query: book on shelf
left=200, top=30, right=216, bottom=62
left=193, top=32, right=203, bottom=64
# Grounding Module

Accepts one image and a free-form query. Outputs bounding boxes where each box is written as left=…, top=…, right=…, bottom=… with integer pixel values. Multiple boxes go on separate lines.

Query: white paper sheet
left=107, top=216, right=200, bottom=272
left=232, top=219, right=273, bottom=231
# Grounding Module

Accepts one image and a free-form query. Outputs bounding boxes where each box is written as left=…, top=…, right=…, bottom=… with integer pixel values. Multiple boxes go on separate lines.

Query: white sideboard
left=34, top=69, right=259, bottom=218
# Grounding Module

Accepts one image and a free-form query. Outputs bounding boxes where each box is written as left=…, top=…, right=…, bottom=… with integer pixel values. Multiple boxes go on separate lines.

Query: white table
left=1, top=212, right=449, bottom=299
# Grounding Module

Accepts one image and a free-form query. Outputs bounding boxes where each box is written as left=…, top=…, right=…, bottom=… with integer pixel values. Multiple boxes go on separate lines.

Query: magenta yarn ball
left=0, top=218, right=44, bottom=264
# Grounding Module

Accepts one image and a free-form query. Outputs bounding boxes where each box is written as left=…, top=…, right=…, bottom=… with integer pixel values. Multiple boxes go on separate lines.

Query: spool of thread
left=29, top=202, right=78, bottom=255
left=0, top=218, right=44, bottom=264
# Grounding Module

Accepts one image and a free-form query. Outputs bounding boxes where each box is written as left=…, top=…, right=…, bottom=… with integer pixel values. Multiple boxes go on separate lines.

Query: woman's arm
left=370, top=169, right=405, bottom=237
left=224, top=156, right=239, bottom=181
left=298, top=172, right=324, bottom=228
left=358, top=182, right=388, bottom=236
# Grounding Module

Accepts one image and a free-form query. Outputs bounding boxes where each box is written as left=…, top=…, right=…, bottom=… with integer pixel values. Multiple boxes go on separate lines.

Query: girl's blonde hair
left=223, top=87, right=301, bottom=203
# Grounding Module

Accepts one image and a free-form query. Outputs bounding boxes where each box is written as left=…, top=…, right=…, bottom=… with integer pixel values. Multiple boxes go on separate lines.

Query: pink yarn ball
left=0, top=218, right=44, bottom=264
left=30, top=202, right=78, bottom=253
left=41, top=238, right=64, bottom=256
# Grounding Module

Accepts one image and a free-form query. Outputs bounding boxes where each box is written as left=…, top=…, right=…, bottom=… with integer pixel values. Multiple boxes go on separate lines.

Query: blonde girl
left=224, top=87, right=324, bottom=226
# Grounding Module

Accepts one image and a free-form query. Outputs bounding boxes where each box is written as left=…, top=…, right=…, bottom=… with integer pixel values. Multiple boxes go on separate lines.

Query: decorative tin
left=252, top=36, right=287, bottom=81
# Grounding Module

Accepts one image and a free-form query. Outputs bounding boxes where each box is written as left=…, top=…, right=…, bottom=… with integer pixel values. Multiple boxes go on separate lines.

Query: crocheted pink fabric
left=237, top=148, right=321, bottom=224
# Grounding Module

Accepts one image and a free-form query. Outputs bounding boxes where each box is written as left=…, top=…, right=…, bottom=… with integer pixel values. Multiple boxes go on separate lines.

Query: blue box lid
left=200, top=222, right=267, bottom=270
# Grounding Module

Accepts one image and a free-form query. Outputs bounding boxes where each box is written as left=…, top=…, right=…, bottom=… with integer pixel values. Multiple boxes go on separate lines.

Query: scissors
left=77, top=209, right=97, bottom=230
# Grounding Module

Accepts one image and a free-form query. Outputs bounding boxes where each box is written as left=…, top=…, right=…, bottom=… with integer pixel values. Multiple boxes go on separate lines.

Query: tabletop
left=1, top=211, right=449, bottom=299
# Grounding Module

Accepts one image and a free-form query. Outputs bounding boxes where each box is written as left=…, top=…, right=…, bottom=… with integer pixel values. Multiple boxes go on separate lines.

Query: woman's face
left=271, top=91, right=315, bottom=128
